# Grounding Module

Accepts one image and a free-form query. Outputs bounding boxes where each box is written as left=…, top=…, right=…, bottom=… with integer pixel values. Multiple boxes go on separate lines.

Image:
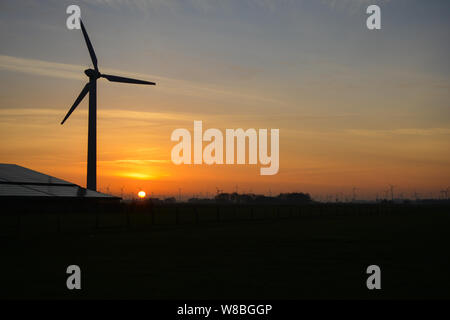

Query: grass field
left=2, top=204, right=449, bottom=299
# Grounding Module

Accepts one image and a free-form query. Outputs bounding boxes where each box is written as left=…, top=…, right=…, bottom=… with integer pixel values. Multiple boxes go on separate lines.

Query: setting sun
left=138, top=191, right=146, bottom=198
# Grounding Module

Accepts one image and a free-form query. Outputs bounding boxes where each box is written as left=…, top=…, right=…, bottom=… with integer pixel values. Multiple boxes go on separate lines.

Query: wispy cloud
left=86, top=0, right=391, bottom=14
left=0, top=54, right=286, bottom=107
left=325, top=0, right=391, bottom=12
left=87, top=0, right=288, bottom=13
left=0, top=55, right=82, bottom=80
left=347, top=128, right=450, bottom=137
left=100, top=159, right=170, bottom=164
left=0, top=107, right=193, bottom=124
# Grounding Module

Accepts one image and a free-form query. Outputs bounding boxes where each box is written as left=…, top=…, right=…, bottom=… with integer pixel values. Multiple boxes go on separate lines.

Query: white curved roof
left=0, top=164, right=117, bottom=199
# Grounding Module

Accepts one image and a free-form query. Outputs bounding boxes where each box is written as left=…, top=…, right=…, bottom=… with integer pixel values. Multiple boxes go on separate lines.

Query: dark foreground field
left=1, top=204, right=449, bottom=299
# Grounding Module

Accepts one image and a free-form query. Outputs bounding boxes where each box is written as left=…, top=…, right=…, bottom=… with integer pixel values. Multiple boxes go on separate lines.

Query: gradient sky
left=1, top=0, right=449, bottom=199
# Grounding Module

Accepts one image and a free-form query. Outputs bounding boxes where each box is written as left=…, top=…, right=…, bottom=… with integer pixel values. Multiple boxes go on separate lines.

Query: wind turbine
left=352, top=186, right=358, bottom=202
left=61, top=20, right=155, bottom=191
left=388, top=184, right=395, bottom=201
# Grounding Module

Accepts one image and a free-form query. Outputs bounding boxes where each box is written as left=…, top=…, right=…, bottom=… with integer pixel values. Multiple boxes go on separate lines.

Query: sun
left=138, top=190, right=146, bottom=198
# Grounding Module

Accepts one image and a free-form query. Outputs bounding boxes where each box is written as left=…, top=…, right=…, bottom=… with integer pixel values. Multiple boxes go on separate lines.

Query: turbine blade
left=80, top=20, right=98, bottom=72
left=101, top=74, right=156, bottom=85
left=61, top=83, right=90, bottom=125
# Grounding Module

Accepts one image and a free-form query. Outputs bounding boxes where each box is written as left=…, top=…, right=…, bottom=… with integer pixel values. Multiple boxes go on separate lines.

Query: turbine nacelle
left=84, top=68, right=100, bottom=79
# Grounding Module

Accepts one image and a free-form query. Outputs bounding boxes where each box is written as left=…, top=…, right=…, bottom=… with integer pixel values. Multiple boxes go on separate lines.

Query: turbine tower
left=61, top=20, right=155, bottom=191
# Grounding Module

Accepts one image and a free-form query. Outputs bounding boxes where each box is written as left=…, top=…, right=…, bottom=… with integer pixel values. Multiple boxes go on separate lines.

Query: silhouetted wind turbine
left=61, top=20, right=155, bottom=191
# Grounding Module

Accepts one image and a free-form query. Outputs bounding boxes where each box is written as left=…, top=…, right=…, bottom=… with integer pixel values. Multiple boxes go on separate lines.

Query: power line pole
left=352, top=187, right=358, bottom=203
left=389, top=184, right=395, bottom=201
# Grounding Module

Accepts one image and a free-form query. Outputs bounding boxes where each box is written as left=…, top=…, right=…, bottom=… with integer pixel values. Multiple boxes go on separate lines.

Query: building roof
left=0, top=164, right=118, bottom=199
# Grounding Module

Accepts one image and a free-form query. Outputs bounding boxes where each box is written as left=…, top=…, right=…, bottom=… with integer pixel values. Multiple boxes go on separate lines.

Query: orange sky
left=1, top=1, right=449, bottom=200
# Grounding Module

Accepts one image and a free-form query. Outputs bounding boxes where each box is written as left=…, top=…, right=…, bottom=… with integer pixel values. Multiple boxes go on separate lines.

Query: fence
left=1, top=202, right=448, bottom=235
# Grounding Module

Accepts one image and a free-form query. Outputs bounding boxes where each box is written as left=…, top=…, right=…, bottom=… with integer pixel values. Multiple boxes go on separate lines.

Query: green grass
left=1, top=205, right=449, bottom=299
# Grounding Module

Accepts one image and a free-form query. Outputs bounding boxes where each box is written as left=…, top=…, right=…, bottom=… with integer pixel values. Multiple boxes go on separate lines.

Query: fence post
left=95, top=212, right=99, bottom=229
left=175, top=206, right=179, bottom=225
left=17, top=212, right=21, bottom=235
left=126, top=205, right=130, bottom=228
left=217, top=206, right=220, bottom=223
left=57, top=212, right=62, bottom=232
left=195, top=207, right=199, bottom=224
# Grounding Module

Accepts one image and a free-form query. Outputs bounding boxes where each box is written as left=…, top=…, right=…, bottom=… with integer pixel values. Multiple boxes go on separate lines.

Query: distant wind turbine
left=389, top=184, right=395, bottom=201
left=61, top=20, right=155, bottom=191
left=352, top=186, right=358, bottom=202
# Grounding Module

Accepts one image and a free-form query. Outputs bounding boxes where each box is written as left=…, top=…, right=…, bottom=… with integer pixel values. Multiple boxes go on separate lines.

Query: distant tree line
left=185, top=192, right=313, bottom=204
